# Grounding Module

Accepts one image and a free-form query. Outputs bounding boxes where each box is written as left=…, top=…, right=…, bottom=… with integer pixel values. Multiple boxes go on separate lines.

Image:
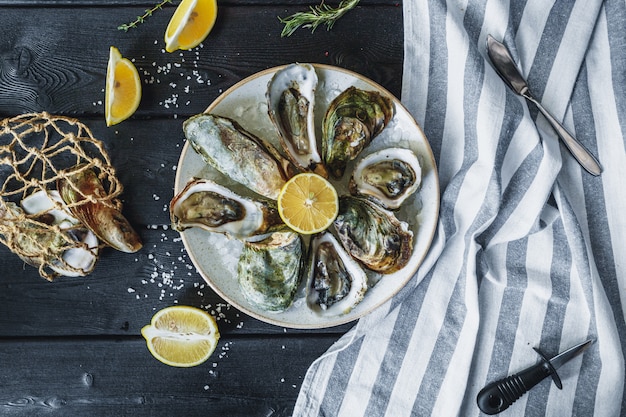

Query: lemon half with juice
left=141, top=305, right=220, bottom=367
left=277, top=173, right=339, bottom=235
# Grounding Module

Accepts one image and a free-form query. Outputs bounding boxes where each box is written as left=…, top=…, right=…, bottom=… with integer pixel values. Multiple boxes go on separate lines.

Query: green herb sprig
left=118, top=0, right=174, bottom=32
left=279, top=0, right=360, bottom=37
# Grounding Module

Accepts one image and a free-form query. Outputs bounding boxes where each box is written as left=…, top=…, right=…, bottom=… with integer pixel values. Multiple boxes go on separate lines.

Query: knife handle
left=522, top=92, right=603, bottom=176
left=476, top=348, right=561, bottom=415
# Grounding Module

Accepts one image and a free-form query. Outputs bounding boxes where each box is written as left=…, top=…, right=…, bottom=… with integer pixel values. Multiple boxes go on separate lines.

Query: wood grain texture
left=0, top=336, right=337, bottom=416
left=0, top=5, right=403, bottom=118
left=0, top=2, right=403, bottom=415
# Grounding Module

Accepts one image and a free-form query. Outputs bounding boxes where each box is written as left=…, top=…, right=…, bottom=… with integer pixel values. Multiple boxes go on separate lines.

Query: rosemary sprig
left=118, top=0, right=174, bottom=32
left=279, top=0, right=360, bottom=37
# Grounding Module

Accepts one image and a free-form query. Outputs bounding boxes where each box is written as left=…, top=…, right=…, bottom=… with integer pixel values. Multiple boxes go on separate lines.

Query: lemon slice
left=105, top=46, right=141, bottom=127
left=141, top=305, right=220, bottom=367
left=164, top=0, right=218, bottom=53
left=277, top=173, right=339, bottom=235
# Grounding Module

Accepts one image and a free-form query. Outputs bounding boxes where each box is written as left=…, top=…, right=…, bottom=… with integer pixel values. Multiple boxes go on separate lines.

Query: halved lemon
left=164, top=0, right=218, bottom=53
left=277, top=173, right=339, bottom=235
left=141, top=305, right=220, bottom=367
left=105, top=46, right=141, bottom=127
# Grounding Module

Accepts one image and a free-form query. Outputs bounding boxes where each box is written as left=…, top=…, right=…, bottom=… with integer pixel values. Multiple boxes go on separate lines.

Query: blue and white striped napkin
left=294, top=0, right=626, bottom=415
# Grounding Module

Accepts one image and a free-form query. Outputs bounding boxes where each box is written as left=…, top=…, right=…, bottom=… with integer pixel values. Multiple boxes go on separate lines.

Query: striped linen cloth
left=294, top=0, right=626, bottom=416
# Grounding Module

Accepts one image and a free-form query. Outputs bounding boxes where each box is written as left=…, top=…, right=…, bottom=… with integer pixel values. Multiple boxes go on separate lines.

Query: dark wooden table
left=0, top=1, right=403, bottom=415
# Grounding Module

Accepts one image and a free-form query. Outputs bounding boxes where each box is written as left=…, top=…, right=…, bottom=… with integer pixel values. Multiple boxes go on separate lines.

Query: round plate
left=174, top=64, right=440, bottom=329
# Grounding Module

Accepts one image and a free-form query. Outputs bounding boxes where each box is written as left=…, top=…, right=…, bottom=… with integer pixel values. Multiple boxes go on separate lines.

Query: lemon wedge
left=141, top=305, right=220, bottom=367
left=105, top=46, right=141, bottom=127
left=164, top=0, right=218, bottom=53
left=277, top=173, right=339, bottom=235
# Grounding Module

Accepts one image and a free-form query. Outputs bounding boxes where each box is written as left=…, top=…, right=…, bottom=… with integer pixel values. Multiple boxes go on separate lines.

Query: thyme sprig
left=279, top=0, right=360, bottom=37
left=118, top=0, right=174, bottom=32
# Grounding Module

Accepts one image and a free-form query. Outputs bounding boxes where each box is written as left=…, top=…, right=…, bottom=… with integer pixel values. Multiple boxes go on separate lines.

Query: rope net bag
left=0, top=112, right=125, bottom=280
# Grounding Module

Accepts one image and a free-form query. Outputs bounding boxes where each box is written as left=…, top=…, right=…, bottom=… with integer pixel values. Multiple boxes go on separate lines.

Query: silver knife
left=476, top=339, right=594, bottom=415
left=486, top=35, right=602, bottom=176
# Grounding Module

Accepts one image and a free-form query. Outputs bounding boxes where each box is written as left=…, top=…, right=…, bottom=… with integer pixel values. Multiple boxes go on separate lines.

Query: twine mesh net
left=0, top=112, right=123, bottom=280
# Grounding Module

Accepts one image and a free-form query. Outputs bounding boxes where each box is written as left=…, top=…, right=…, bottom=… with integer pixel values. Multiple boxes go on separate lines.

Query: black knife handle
left=476, top=348, right=561, bottom=415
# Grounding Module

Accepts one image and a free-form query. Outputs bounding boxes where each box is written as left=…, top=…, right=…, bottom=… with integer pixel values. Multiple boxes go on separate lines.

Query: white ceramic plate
left=174, top=64, right=440, bottom=329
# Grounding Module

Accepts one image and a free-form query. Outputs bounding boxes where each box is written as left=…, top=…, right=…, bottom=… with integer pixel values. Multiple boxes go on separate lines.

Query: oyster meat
left=321, top=86, right=395, bottom=179
left=349, top=148, right=422, bottom=210
left=267, top=63, right=328, bottom=177
left=333, top=196, right=413, bottom=274
left=170, top=178, right=287, bottom=239
left=58, top=166, right=142, bottom=253
left=306, top=232, right=368, bottom=316
left=184, top=113, right=295, bottom=200
left=238, top=231, right=304, bottom=312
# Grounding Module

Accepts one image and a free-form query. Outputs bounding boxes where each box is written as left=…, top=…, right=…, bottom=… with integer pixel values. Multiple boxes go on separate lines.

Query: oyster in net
left=57, top=166, right=142, bottom=254
left=0, top=191, right=98, bottom=279
left=321, top=86, right=394, bottom=179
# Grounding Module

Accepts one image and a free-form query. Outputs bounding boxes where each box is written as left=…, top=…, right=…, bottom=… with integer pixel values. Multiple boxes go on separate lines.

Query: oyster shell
left=238, top=231, right=304, bottom=312
left=306, top=232, right=368, bottom=316
left=333, top=196, right=413, bottom=274
left=57, top=166, right=142, bottom=253
left=321, top=86, right=395, bottom=179
left=20, top=191, right=99, bottom=277
left=184, top=113, right=295, bottom=200
left=267, top=63, right=328, bottom=177
left=0, top=191, right=99, bottom=278
left=349, top=148, right=422, bottom=210
left=170, top=178, right=288, bottom=239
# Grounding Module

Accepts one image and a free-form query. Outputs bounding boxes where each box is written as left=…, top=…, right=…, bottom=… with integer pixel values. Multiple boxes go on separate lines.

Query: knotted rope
left=0, top=112, right=123, bottom=280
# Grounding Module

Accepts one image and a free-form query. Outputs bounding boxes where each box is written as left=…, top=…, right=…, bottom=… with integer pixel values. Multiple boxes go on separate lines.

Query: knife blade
left=476, top=339, right=594, bottom=415
left=486, top=35, right=603, bottom=176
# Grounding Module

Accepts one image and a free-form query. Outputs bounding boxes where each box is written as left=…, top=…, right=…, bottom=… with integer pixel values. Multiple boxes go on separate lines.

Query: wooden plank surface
left=0, top=336, right=337, bottom=416
left=0, top=1, right=403, bottom=415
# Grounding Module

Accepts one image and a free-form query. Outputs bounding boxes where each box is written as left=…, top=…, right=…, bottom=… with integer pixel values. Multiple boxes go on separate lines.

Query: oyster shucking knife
left=486, top=35, right=602, bottom=176
left=476, top=339, right=594, bottom=415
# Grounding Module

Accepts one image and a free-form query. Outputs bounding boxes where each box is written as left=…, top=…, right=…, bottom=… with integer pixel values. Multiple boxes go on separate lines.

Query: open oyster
left=267, top=63, right=328, bottom=177
left=306, top=232, right=368, bottom=316
left=184, top=113, right=295, bottom=200
left=349, top=148, right=422, bottom=210
left=321, top=86, right=395, bottom=179
left=238, top=231, right=304, bottom=312
left=333, top=196, right=413, bottom=274
left=170, top=178, right=288, bottom=239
